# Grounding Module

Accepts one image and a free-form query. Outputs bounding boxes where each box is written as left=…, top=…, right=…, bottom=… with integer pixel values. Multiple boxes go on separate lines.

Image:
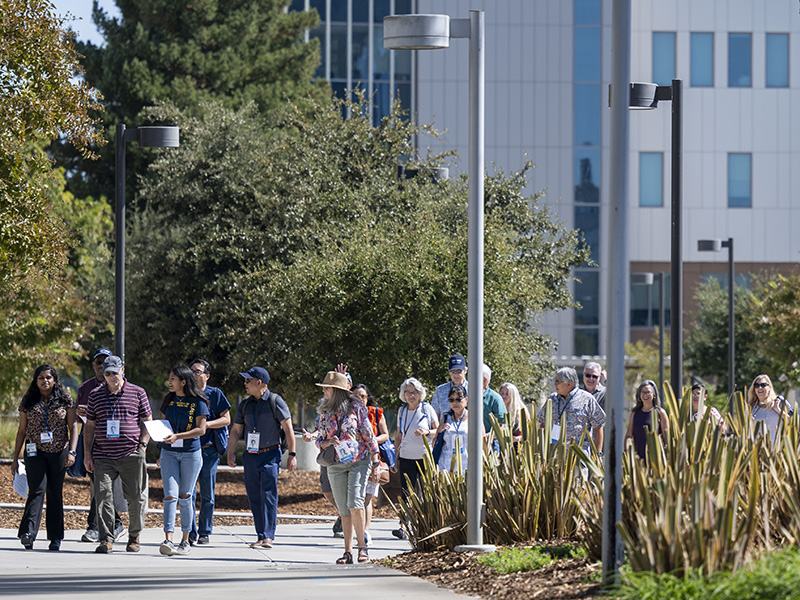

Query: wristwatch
left=288, top=451, right=297, bottom=457
left=68, top=450, right=77, bottom=457
left=371, top=461, right=380, bottom=468
left=139, top=441, right=147, bottom=448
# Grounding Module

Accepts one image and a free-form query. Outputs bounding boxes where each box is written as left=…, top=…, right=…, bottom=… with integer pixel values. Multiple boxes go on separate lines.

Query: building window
left=574, top=84, right=601, bottom=146
left=701, top=273, right=752, bottom=290
left=639, top=152, right=663, bottom=207
left=766, top=33, right=789, bottom=88
left=652, top=32, right=676, bottom=86
left=728, top=153, right=751, bottom=208
left=728, top=33, right=752, bottom=87
left=690, top=32, right=714, bottom=87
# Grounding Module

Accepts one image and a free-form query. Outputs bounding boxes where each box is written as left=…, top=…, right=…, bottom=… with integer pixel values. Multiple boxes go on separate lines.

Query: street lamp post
left=631, top=272, right=666, bottom=393
left=384, top=11, right=493, bottom=552
left=629, top=79, right=683, bottom=402
left=115, top=124, right=180, bottom=361
left=698, top=238, right=735, bottom=406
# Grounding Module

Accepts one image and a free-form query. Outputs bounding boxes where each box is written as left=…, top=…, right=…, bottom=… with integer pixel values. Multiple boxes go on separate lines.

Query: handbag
left=316, top=444, right=337, bottom=467
left=378, top=439, right=396, bottom=469
left=431, top=413, right=449, bottom=464
left=377, top=461, right=391, bottom=485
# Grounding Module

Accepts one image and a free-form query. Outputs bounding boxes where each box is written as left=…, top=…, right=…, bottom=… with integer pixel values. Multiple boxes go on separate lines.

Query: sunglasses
left=754, top=382, right=770, bottom=389
left=449, top=397, right=464, bottom=403
left=93, top=357, right=106, bottom=365
left=583, top=374, right=599, bottom=379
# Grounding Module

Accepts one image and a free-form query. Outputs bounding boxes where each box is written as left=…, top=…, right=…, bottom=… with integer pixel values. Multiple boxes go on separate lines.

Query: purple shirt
left=86, top=380, right=152, bottom=460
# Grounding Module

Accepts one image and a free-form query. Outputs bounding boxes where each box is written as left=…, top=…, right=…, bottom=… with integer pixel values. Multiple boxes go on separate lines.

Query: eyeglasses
left=583, top=373, right=599, bottom=380
left=754, top=382, right=770, bottom=389
left=192, top=369, right=206, bottom=375
left=449, top=397, right=464, bottom=403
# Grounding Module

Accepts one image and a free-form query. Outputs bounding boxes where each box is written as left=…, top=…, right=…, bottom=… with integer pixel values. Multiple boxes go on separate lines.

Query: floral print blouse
left=316, top=400, right=378, bottom=461
left=19, top=396, right=75, bottom=454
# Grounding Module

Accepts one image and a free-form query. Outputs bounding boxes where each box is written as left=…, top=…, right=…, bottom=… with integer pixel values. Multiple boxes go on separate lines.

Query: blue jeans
left=160, top=448, right=202, bottom=534
left=243, top=448, right=281, bottom=540
left=190, top=445, right=220, bottom=538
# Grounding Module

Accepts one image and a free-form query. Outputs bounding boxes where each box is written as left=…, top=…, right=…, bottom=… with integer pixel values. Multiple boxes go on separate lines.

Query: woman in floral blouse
left=11, top=365, right=79, bottom=550
left=315, top=371, right=379, bottom=565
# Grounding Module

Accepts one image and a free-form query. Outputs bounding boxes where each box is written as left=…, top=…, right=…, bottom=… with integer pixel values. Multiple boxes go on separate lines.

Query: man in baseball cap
left=430, top=353, right=469, bottom=418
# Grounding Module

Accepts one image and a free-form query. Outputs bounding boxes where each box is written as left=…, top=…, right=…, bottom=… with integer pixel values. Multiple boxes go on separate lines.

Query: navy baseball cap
left=448, top=354, right=467, bottom=371
left=239, top=366, right=270, bottom=384
left=93, top=347, right=112, bottom=360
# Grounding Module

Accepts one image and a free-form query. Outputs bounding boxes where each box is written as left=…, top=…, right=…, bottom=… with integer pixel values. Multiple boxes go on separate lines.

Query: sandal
left=357, top=547, right=369, bottom=563
left=336, top=551, right=353, bottom=564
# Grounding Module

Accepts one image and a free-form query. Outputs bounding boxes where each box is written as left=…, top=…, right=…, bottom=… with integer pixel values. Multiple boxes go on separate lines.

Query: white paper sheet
left=13, top=463, right=28, bottom=498
left=143, top=419, right=174, bottom=442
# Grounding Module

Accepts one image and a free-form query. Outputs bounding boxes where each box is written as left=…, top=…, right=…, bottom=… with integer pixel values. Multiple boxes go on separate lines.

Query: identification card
left=550, top=424, right=561, bottom=443
left=335, top=442, right=354, bottom=463
left=40, top=431, right=53, bottom=443
left=107, top=419, right=121, bottom=438
left=26, top=442, right=37, bottom=457
left=246, top=432, right=261, bottom=453
left=170, top=438, right=183, bottom=448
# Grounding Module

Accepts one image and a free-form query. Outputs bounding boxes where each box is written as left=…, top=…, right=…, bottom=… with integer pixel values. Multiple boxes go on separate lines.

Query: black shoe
left=187, top=536, right=196, bottom=547
left=197, top=535, right=210, bottom=545
left=48, top=540, right=61, bottom=551
left=20, top=534, right=34, bottom=550
left=332, top=516, right=344, bottom=538
left=391, top=528, right=408, bottom=540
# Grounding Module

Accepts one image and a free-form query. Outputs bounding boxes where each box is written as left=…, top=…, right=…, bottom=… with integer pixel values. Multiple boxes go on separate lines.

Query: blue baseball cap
left=239, top=366, right=270, bottom=384
left=93, top=347, right=112, bottom=360
left=448, top=354, right=467, bottom=371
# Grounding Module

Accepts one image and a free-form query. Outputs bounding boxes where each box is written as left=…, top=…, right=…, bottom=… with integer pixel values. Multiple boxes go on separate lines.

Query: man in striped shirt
left=83, top=355, right=153, bottom=554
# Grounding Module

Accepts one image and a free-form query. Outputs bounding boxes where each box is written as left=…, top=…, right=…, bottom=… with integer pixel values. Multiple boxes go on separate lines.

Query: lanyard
left=401, top=403, right=427, bottom=438
left=107, top=390, right=123, bottom=421
left=452, top=411, right=465, bottom=434
left=41, top=399, right=52, bottom=432
left=556, top=390, right=574, bottom=423
left=250, top=397, right=265, bottom=432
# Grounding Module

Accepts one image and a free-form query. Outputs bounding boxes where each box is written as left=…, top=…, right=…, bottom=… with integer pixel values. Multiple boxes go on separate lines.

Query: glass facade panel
left=574, top=150, right=600, bottom=204
left=728, top=33, right=752, bottom=87
left=575, top=328, right=599, bottom=356
left=690, top=32, right=713, bottom=87
left=395, top=48, right=411, bottom=81
left=351, top=0, right=370, bottom=22
left=575, top=206, right=600, bottom=265
left=574, top=27, right=601, bottom=82
left=373, top=82, right=392, bottom=124
left=639, top=152, right=663, bottom=207
left=574, top=84, right=600, bottom=146
left=574, top=271, right=600, bottom=325
left=653, top=32, right=676, bottom=86
left=308, top=0, right=326, bottom=20
left=766, top=33, right=789, bottom=88
left=630, top=275, right=671, bottom=328
left=309, top=26, right=326, bottom=79
left=351, top=24, right=369, bottom=82
left=328, top=23, right=348, bottom=80
left=575, top=0, right=601, bottom=26
left=728, top=153, right=752, bottom=208
left=702, top=273, right=752, bottom=290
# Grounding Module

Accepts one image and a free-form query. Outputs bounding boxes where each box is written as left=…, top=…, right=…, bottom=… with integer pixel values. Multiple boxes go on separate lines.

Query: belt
left=201, top=443, right=214, bottom=449
left=250, top=444, right=279, bottom=454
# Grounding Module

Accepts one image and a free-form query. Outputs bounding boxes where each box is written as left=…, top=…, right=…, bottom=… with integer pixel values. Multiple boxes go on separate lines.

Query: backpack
left=267, top=392, right=288, bottom=452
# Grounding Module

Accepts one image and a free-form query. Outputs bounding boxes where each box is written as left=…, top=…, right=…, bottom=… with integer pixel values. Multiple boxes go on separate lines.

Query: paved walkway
left=0, top=519, right=474, bottom=599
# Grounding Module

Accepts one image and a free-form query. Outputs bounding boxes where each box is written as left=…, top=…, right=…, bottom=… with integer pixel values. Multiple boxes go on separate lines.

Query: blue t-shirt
left=198, top=385, right=231, bottom=447
left=163, top=395, right=210, bottom=453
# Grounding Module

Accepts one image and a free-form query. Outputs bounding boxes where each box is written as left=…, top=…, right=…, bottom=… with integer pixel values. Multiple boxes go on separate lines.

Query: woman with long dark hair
left=158, top=364, right=209, bottom=556
left=11, top=365, right=79, bottom=550
left=624, top=380, right=669, bottom=460
left=315, top=372, right=379, bottom=565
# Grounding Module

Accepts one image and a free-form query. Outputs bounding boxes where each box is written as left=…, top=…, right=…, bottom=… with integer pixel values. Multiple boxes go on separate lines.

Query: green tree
left=58, top=0, right=325, bottom=200
left=684, top=278, right=774, bottom=397
left=124, top=98, right=589, bottom=404
left=751, top=274, right=800, bottom=388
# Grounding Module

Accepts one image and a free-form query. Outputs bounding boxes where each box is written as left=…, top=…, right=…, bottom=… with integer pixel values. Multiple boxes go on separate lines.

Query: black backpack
left=267, top=392, right=288, bottom=452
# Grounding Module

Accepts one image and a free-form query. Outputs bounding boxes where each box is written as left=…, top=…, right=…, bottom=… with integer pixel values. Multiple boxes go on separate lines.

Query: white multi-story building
left=294, top=0, right=800, bottom=356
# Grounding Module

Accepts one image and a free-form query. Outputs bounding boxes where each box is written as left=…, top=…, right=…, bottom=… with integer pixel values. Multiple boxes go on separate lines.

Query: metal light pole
left=603, top=0, right=632, bottom=585
left=115, top=125, right=180, bottom=361
left=631, top=271, right=666, bottom=393
left=384, top=11, right=493, bottom=552
left=630, top=79, right=683, bottom=402
left=698, top=238, right=735, bottom=407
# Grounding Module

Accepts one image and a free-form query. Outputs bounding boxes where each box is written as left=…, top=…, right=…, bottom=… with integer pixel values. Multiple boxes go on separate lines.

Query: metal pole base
left=455, top=544, right=496, bottom=553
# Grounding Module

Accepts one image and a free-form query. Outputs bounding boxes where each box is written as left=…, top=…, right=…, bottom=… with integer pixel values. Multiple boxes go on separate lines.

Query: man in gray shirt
left=581, top=361, right=606, bottom=411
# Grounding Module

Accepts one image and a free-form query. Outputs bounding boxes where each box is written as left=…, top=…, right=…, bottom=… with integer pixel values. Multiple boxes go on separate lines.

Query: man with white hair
left=538, top=366, right=605, bottom=454
left=581, top=361, right=606, bottom=411
left=481, top=364, right=506, bottom=437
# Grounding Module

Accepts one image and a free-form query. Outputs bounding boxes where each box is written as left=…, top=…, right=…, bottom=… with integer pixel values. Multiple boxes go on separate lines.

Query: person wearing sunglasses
left=75, top=348, right=124, bottom=544
left=581, top=362, right=606, bottom=411
left=748, top=374, right=793, bottom=441
left=433, top=385, right=471, bottom=472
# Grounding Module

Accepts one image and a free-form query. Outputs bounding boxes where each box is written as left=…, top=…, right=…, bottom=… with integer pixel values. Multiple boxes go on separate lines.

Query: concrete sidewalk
left=0, top=519, right=474, bottom=599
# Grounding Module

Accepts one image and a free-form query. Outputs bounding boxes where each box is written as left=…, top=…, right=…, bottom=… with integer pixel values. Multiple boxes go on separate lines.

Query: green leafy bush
left=477, top=544, right=586, bottom=574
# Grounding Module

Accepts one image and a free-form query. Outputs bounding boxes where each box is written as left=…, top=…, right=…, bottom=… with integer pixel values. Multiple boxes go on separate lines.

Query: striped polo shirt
left=86, top=380, right=152, bottom=460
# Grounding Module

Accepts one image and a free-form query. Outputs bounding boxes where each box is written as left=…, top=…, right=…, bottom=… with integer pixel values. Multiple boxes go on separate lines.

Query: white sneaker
left=174, top=540, right=191, bottom=555
left=159, top=540, right=176, bottom=556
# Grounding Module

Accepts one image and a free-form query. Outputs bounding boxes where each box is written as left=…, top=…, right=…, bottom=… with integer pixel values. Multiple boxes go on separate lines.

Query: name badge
left=246, top=432, right=260, bottom=453
left=107, top=419, right=121, bottom=438
left=171, top=438, right=183, bottom=448
left=335, top=442, right=354, bottom=463
left=40, top=431, right=53, bottom=443
left=550, top=424, right=561, bottom=444
left=26, top=442, right=37, bottom=457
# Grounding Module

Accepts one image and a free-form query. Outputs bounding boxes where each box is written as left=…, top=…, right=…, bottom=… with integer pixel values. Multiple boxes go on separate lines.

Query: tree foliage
left=59, top=0, right=325, bottom=200
left=124, top=98, right=589, bottom=405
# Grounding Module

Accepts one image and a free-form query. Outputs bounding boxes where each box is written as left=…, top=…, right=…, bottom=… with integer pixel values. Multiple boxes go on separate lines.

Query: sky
left=51, top=0, right=120, bottom=46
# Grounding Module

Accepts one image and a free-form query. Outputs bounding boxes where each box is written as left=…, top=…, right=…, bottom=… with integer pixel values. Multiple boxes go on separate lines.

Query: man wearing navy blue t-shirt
left=188, top=359, right=231, bottom=545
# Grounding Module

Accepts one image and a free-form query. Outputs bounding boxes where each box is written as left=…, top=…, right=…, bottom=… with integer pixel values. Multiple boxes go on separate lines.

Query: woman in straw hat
left=315, top=371, right=379, bottom=564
